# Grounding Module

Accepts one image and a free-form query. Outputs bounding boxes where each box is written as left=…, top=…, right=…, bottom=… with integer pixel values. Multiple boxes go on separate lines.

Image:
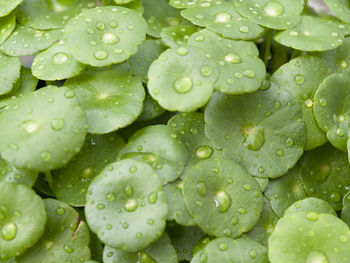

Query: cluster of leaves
left=1, top=0, right=350, bottom=262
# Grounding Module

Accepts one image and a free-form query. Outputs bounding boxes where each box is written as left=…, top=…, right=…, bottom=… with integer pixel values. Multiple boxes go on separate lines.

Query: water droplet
left=106, top=192, right=116, bottom=201
left=136, top=232, right=143, bottom=238
left=305, top=99, right=313, bottom=108
left=238, top=208, right=247, bottom=214
left=110, top=20, right=118, bottom=28
left=147, top=218, right=154, bottom=225
left=215, top=12, right=232, bottom=23
left=218, top=242, right=228, bottom=251
left=239, top=26, right=249, bottom=33
left=64, top=89, right=75, bottom=98
left=339, top=235, right=348, bottom=242
left=196, top=182, right=207, bottom=196
left=306, top=211, right=319, bottom=221
left=243, top=184, right=251, bottom=191
left=264, top=1, right=284, bottom=16
left=129, top=166, right=137, bottom=173
left=124, top=185, right=133, bottom=196
left=319, top=98, right=327, bottom=107
left=55, top=207, right=65, bottom=215
left=243, top=69, right=256, bottom=78
left=14, top=211, right=21, bottom=218
left=225, top=52, right=241, bottom=64
left=102, top=32, right=119, bottom=45
left=242, top=126, right=265, bottom=151
left=223, top=228, right=231, bottom=237
left=200, top=65, right=212, bottom=77
left=176, top=47, right=188, bottom=56
left=258, top=167, right=265, bottom=174
left=330, top=192, right=341, bottom=202
left=94, top=50, right=108, bottom=60
left=294, top=74, right=305, bottom=85
left=196, top=145, right=214, bottom=159
left=122, top=222, right=129, bottom=229
left=97, top=203, right=105, bottom=210
left=336, top=128, right=344, bottom=137
left=40, top=151, right=52, bottom=162
left=96, top=21, right=105, bottom=30
left=148, top=192, right=158, bottom=204
left=249, top=249, right=257, bottom=258
left=51, top=118, right=65, bottom=131
left=51, top=52, right=68, bottom=65
left=231, top=216, right=239, bottom=225
left=276, top=150, right=284, bottom=157
left=200, top=252, right=208, bottom=263
left=174, top=77, right=193, bottom=93
left=124, top=199, right=137, bottom=212
left=20, top=120, right=38, bottom=133
left=214, top=190, right=231, bottom=213
left=1, top=223, right=16, bottom=240
left=306, top=251, right=328, bottom=263
left=63, top=244, right=74, bottom=253
left=340, top=60, right=349, bottom=68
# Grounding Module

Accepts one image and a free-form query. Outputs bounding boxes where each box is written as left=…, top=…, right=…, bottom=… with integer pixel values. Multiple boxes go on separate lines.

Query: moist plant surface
left=1, top=0, right=350, bottom=263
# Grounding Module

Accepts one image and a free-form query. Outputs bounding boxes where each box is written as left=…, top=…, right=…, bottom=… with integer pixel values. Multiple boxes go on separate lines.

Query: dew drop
left=174, top=77, right=193, bottom=93
left=96, top=21, right=106, bottom=31
left=52, top=52, right=68, bottom=65
left=124, top=199, right=137, bottom=212
left=306, top=211, right=319, bottom=221
left=249, top=249, right=257, bottom=259
left=196, top=182, right=207, bottom=196
left=20, top=120, right=38, bottom=133
left=215, top=12, right=231, bottom=23
left=129, top=166, right=137, bottom=173
left=243, top=69, right=256, bottom=78
left=40, top=151, right=52, bottom=162
left=124, top=185, right=133, bottom=196
left=97, top=203, right=105, bottom=210
left=102, top=32, right=119, bottom=45
left=319, top=98, right=327, bottom=107
left=1, top=223, right=16, bottom=240
left=51, top=118, right=65, bottom=131
left=223, top=228, right=231, bottom=237
left=214, top=190, right=231, bottom=213
left=276, top=150, right=284, bottom=157
left=239, top=26, right=249, bottom=33
left=196, top=145, right=214, bottom=159
left=106, top=192, right=116, bottom=201
left=200, top=65, right=212, bottom=77
left=64, top=89, right=75, bottom=98
left=148, top=192, right=158, bottom=204
left=305, top=99, right=313, bottom=108
left=176, top=47, right=188, bottom=56
left=306, top=251, right=328, bottom=263
left=94, top=50, right=108, bottom=60
left=224, top=52, right=241, bottom=64
left=55, top=207, right=65, bottom=215
left=330, top=192, right=341, bottom=202
left=264, top=1, right=284, bottom=16
left=294, top=74, right=305, bottom=85
left=63, top=244, right=74, bottom=254
left=218, top=242, right=228, bottom=251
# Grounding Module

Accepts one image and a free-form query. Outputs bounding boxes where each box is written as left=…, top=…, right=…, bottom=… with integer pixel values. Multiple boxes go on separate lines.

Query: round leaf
left=63, top=6, right=147, bottom=67
left=204, top=83, right=306, bottom=179
left=181, top=2, right=265, bottom=40
left=85, top=159, right=168, bottom=252
left=0, top=158, right=37, bottom=187
left=283, top=197, right=337, bottom=217
left=64, top=69, right=145, bottom=134
left=160, top=25, right=198, bottom=48
left=0, top=14, right=16, bottom=45
left=0, top=85, right=88, bottom=171
left=148, top=46, right=219, bottom=112
left=324, top=0, right=350, bottom=23
left=0, top=53, right=21, bottom=96
left=0, top=0, right=23, bottom=17
left=183, top=159, right=263, bottom=238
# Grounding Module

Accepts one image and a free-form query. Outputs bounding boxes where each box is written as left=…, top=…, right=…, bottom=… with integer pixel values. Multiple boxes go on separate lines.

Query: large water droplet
left=214, top=190, right=231, bottom=213
left=225, top=52, right=242, bottom=64
left=174, top=77, right=193, bottom=93
left=20, top=120, right=38, bottom=133
left=124, top=199, right=138, bottom=212
left=1, top=223, right=17, bottom=240
left=306, top=211, right=319, bottom=221
left=218, top=242, right=228, bottom=251
left=51, top=118, right=65, bottom=131
left=306, top=251, right=328, bottom=263
left=51, top=52, right=68, bottom=65
left=94, top=50, right=108, bottom=60
left=176, top=47, right=188, bottom=56
left=242, top=126, right=265, bottom=151
left=264, top=1, right=284, bottom=16
left=215, top=12, right=232, bottom=23
left=196, top=145, right=214, bottom=159
left=102, top=32, right=119, bottom=45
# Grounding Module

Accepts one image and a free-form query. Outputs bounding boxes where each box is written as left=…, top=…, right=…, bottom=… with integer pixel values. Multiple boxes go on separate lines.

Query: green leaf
left=52, top=133, right=125, bottom=207
left=142, top=0, right=189, bottom=38
left=160, top=25, right=198, bottom=48
left=268, top=212, right=350, bottom=263
left=0, top=158, right=37, bottom=187
left=103, top=233, right=177, bottom=263
left=0, top=85, right=88, bottom=171
left=188, top=29, right=266, bottom=94
left=300, top=143, right=350, bottom=211
left=205, top=83, right=306, bottom=179
left=137, top=94, right=165, bottom=122
left=341, top=191, right=350, bottom=226
left=64, top=69, right=145, bottom=134
left=0, top=26, right=61, bottom=56
left=118, top=125, right=189, bottom=185
left=0, top=182, right=46, bottom=260
left=128, top=39, right=166, bottom=82
left=164, top=180, right=195, bottom=226
left=324, top=0, right=350, bottom=23
left=16, top=0, right=96, bottom=30
left=169, top=0, right=217, bottom=9
left=183, top=159, right=263, bottom=238
left=271, top=56, right=330, bottom=150
left=85, top=159, right=168, bottom=252
left=233, top=0, right=303, bottom=30
left=181, top=2, right=265, bottom=40
left=148, top=46, right=219, bottom=112
left=63, top=6, right=147, bottom=67
left=16, top=199, right=91, bottom=262
left=283, top=197, right=337, bottom=217
left=0, top=53, right=21, bottom=96
left=0, top=13, right=16, bottom=45
left=0, top=0, right=23, bottom=17
left=191, top=236, right=268, bottom=263
left=274, top=16, right=345, bottom=51
left=32, top=41, right=86, bottom=81
left=313, top=73, right=350, bottom=151
left=265, top=166, right=308, bottom=217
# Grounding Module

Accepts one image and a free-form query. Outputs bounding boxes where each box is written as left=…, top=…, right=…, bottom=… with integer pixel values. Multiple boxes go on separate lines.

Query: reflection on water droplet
left=102, top=32, right=119, bottom=45
left=174, top=77, right=193, bottom=93
left=330, top=192, right=341, bottom=202
left=249, top=249, right=257, bottom=258
left=294, top=74, right=305, bottom=85
left=125, top=185, right=133, bottom=196
left=129, top=166, right=137, bottom=173
left=64, top=89, right=75, bottom=98
left=177, top=47, right=188, bottom=56
left=239, top=26, right=249, bottom=33
left=94, top=50, right=108, bottom=60
left=214, top=190, right=231, bottom=213
left=225, top=52, right=241, bottom=64
left=40, top=151, right=52, bottom=162
left=242, top=126, right=265, bottom=151
left=55, top=207, right=65, bottom=215
left=196, top=145, right=214, bottom=159
left=196, top=182, right=207, bottom=196
left=1, top=223, right=16, bottom=240
left=215, top=12, right=231, bottom=23
left=63, top=244, right=74, bottom=253
left=148, top=192, right=158, bottom=204
left=124, top=199, right=137, bottom=212
left=52, top=52, right=68, bottom=65
left=243, top=69, right=255, bottom=78
left=106, top=192, right=116, bottom=201
left=200, top=65, right=212, bottom=77
left=51, top=118, right=65, bottom=131
left=319, top=98, right=327, bottom=107
left=306, top=211, right=319, bottom=221
left=264, top=1, right=284, bottom=16
left=218, top=242, right=228, bottom=251
left=306, top=251, right=328, bottom=263
left=20, top=120, right=38, bottom=133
